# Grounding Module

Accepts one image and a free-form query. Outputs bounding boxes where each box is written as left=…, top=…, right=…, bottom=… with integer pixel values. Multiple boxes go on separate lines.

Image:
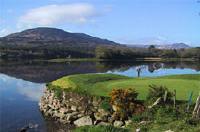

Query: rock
left=59, top=108, right=67, bottom=114
left=20, top=123, right=39, bottom=132
left=165, top=130, right=174, bottom=132
left=98, top=122, right=110, bottom=126
left=71, top=106, right=77, bottom=111
left=78, top=106, right=83, bottom=111
left=113, top=121, right=123, bottom=127
left=138, top=121, right=150, bottom=125
left=92, top=98, right=101, bottom=107
left=125, top=120, right=132, bottom=126
left=94, top=109, right=109, bottom=121
left=136, top=128, right=140, bottom=132
left=77, top=113, right=84, bottom=118
left=112, top=105, right=118, bottom=112
left=60, top=119, right=70, bottom=124
left=94, top=112, right=101, bottom=120
left=20, top=127, right=29, bottom=132
left=94, top=120, right=99, bottom=125
left=94, top=112, right=106, bottom=121
left=74, top=116, right=93, bottom=127
left=108, top=117, right=114, bottom=123
left=66, top=112, right=79, bottom=121
left=98, top=109, right=109, bottom=115
left=53, top=111, right=65, bottom=118
left=57, top=129, right=66, bottom=132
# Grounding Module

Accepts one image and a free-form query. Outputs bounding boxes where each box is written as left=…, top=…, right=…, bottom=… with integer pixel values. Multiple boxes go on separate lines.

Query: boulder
left=74, top=116, right=93, bottom=127
left=113, top=120, right=124, bottom=127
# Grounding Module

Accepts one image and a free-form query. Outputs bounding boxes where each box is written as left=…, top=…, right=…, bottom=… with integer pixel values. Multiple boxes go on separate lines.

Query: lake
left=0, top=60, right=199, bottom=132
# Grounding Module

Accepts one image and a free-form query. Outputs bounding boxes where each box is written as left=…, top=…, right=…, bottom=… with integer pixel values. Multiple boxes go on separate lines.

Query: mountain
left=0, top=27, right=193, bottom=59
left=127, top=43, right=190, bottom=49
left=0, top=27, right=119, bottom=59
left=1, top=27, right=117, bottom=46
left=156, top=43, right=190, bottom=49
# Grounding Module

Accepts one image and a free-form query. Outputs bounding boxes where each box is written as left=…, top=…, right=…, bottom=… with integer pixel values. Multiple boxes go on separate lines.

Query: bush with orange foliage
left=109, top=88, right=144, bottom=120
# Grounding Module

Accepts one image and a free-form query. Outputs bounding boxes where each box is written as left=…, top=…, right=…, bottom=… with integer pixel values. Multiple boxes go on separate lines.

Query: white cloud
left=0, top=28, right=12, bottom=37
left=0, top=74, right=45, bottom=101
left=18, top=3, right=100, bottom=28
left=17, top=84, right=45, bottom=101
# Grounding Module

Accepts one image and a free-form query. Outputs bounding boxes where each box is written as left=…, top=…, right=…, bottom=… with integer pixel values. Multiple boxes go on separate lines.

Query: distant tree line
left=0, top=43, right=199, bottom=60
left=0, top=45, right=94, bottom=59
left=95, top=45, right=200, bottom=60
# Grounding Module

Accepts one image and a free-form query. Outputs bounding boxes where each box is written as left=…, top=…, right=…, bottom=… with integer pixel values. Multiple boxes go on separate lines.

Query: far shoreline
left=0, top=57, right=198, bottom=63
left=46, top=57, right=198, bottom=63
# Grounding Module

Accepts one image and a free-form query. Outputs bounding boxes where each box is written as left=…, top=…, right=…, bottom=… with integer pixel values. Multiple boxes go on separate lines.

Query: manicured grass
left=50, top=73, right=200, bottom=101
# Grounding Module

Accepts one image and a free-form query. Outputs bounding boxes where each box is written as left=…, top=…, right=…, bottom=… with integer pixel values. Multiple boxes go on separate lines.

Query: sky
left=0, top=0, right=200, bottom=46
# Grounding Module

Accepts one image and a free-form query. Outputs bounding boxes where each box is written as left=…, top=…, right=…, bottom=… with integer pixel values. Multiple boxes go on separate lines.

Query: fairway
left=51, top=74, right=200, bottom=101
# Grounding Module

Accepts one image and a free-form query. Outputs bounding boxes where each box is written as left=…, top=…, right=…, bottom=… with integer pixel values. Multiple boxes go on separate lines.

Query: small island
left=39, top=73, right=200, bottom=132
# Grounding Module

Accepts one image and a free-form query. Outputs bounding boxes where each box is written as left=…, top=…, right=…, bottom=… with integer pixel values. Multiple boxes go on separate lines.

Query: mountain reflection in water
left=0, top=60, right=199, bottom=83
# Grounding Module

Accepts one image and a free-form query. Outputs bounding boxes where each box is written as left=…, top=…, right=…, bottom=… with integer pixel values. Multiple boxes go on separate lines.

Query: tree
left=161, top=49, right=179, bottom=58
left=148, top=45, right=156, bottom=51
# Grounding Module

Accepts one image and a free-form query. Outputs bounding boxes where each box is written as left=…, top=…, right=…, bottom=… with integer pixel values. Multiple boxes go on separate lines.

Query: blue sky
left=0, top=0, right=200, bottom=46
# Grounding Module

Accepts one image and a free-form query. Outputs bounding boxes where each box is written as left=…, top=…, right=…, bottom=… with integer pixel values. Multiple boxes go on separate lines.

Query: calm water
left=0, top=60, right=199, bottom=132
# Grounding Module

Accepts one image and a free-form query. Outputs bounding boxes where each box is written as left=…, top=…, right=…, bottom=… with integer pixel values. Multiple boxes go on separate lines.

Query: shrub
left=109, top=88, right=139, bottom=120
left=131, top=107, right=158, bottom=122
left=185, top=117, right=200, bottom=126
left=147, top=85, right=173, bottom=104
left=154, top=105, right=183, bottom=124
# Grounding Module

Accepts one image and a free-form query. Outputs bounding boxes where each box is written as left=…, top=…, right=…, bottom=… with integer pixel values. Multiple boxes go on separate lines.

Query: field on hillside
left=50, top=74, right=200, bottom=101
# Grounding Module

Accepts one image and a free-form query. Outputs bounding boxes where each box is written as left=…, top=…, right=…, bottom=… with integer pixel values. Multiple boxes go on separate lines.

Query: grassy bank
left=50, top=73, right=200, bottom=101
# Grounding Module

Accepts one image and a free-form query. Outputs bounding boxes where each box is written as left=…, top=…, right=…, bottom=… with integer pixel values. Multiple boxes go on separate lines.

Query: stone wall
left=39, top=89, right=132, bottom=127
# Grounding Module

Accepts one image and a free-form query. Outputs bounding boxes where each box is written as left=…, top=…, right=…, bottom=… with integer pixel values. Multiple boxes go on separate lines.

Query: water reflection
left=0, top=60, right=199, bottom=83
left=107, top=62, right=199, bottom=77
left=0, top=74, right=46, bottom=132
left=0, top=74, right=44, bottom=101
